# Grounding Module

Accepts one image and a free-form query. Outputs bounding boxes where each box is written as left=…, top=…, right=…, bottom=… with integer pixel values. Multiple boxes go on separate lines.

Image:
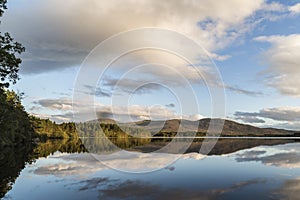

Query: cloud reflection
left=235, top=143, right=300, bottom=169
left=74, top=178, right=266, bottom=200
left=34, top=151, right=206, bottom=176
left=273, top=177, right=300, bottom=200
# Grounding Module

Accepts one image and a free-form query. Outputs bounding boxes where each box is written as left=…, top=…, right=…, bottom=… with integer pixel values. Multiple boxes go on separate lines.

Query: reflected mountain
left=1, top=138, right=300, bottom=198
left=0, top=138, right=300, bottom=199
left=116, top=138, right=300, bottom=155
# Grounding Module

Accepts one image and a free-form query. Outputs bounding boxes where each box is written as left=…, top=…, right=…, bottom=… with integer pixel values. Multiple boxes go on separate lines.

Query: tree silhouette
left=0, top=0, right=25, bottom=88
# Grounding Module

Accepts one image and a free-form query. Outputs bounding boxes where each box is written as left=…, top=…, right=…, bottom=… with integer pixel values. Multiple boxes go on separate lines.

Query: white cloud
left=31, top=97, right=204, bottom=122
left=289, top=3, right=300, bottom=14
left=235, top=106, right=300, bottom=122
left=234, top=115, right=266, bottom=124
left=2, top=0, right=269, bottom=75
left=261, top=2, right=286, bottom=12
left=30, top=112, right=75, bottom=124
left=234, top=106, right=300, bottom=130
left=254, top=34, right=300, bottom=96
left=3, top=0, right=295, bottom=103
left=259, top=107, right=300, bottom=122
left=34, top=98, right=73, bottom=111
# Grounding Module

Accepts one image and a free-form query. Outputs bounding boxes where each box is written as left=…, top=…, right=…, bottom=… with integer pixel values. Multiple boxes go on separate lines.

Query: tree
left=5, top=90, right=24, bottom=110
left=0, top=0, right=25, bottom=88
left=0, top=0, right=29, bottom=146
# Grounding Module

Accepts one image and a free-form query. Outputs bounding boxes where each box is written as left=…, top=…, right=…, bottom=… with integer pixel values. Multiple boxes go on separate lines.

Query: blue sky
left=1, top=0, right=300, bottom=130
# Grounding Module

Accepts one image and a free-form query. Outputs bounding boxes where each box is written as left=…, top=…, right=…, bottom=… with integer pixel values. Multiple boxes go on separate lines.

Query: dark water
left=1, top=138, right=300, bottom=199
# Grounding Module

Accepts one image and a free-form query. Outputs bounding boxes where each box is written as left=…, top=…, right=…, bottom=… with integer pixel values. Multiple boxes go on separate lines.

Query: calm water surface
left=2, top=139, right=300, bottom=199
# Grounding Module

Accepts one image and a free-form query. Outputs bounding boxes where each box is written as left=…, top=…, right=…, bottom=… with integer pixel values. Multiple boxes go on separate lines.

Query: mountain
left=196, top=118, right=296, bottom=136
left=121, top=118, right=298, bottom=137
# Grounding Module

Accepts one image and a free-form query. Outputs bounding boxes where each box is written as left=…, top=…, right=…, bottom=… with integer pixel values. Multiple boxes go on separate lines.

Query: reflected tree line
left=0, top=138, right=85, bottom=198
left=2, top=133, right=299, bottom=198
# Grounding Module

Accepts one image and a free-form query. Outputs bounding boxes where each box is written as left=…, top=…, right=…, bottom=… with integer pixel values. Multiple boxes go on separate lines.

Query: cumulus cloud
left=2, top=0, right=288, bottom=75
left=96, top=104, right=179, bottom=122
left=261, top=2, right=286, bottom=12
left=2, top=0, right=297, bottom=104
left=33, top=98, right=73, bottom=111
left=254, top=34, right=300, bottom=96
left=234, top=115, right=266, bottom=124
left=31, top=97, right=203, bottom=122
left=289, top=3, right=300, bottom=14
left=235, top=107, right=300, bottom=122
left=234, top=107, right=300, bottom=129
left=258, top=107, right=300, bottom=122
left=97, top=105, right=203, bottom=122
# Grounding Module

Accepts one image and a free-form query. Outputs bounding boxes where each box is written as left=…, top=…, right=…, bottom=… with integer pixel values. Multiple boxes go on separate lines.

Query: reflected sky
left=234, top=143, right=300, bottom=169
left=4, top=142, right=300, bottom=200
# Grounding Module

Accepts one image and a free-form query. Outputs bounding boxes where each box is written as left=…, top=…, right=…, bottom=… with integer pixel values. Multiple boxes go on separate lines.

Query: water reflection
left=273, top=177, right=300, bottom=199
left=81, top=178, right=267, bottom=200
left=2, top=139, right=300, bottom=199
left=33, top=152, right=204, bottom=176
left=0, top=144, right=33, bottom=198
left=0, top=138, right=85, bottom=198
left=235, top=143, right=300, bottom=169
left=81, top=137, right=298, bottom=155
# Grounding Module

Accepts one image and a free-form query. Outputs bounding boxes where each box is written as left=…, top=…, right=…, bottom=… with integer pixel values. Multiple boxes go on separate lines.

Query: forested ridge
left=0, top=89, right=34, bottom=146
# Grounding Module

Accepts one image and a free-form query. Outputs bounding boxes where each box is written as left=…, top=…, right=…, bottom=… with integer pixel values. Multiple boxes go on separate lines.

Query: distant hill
left=196, top=118, right=295, bottom=136
left=98, top=118, right=299, bottom=137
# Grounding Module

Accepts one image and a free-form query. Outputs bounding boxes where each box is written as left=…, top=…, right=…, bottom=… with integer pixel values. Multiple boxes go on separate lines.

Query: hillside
left=197, top=118, right=295, bottom=136
left=126, top=118, right=298, bottom=137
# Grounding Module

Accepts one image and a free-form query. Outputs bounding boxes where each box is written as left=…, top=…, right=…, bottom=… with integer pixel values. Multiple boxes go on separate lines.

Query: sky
left=1, top=0, right=300, bottom=130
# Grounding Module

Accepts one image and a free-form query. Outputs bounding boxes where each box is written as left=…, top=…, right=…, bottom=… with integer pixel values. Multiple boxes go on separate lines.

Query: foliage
left=0, top=138, right=86, bottom=198
left=76, top=122, right=152, bottom=138
left=0, top=88, right=33, bottom=146
left=29, top=116, right=78, bottom=139
left=0, top=33, right=25, bottom=87
left=0, top=143, right=33, bottom=198
left=0, top=0, right=25, bottom=88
